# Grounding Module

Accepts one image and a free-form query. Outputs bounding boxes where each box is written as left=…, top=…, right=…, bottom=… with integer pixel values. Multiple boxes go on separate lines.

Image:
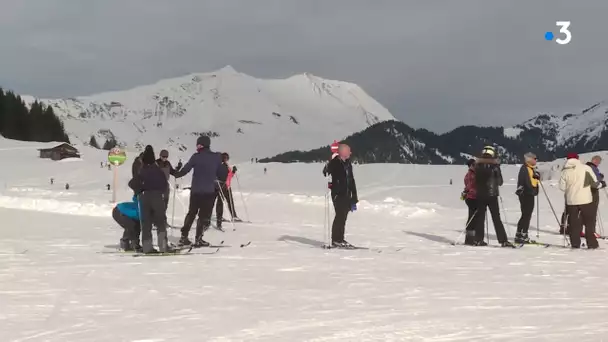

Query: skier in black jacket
left=474, top=146, right=513, bottom=247
left=155, top=149, right=183, bottom=212
left=323, top=144, right=358, bottom=247
left=515, top=152, right=540, bottom=243
left=586, top=155, right=606, bottom=237
left=135, top=145, right=172, bottom=254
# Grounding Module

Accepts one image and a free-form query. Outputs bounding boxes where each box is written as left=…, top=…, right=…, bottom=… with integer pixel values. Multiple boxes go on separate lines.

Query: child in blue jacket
left=112, top=195, right=142, bottom=252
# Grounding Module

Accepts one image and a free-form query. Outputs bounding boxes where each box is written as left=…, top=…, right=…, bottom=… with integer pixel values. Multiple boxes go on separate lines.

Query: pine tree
left=89, top=135, right=100, bottom=149
left=0, top=88, right=70, bottom=143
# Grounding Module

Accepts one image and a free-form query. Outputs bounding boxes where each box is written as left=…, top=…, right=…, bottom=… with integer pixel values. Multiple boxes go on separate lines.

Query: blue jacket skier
left=112, top=195, right=142, bottom=252
left=174, top=135, right=224, bottom=247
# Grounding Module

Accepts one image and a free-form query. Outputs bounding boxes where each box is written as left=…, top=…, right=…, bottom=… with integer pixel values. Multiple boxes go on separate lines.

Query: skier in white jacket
left=559, top=152, right=601, bottom=248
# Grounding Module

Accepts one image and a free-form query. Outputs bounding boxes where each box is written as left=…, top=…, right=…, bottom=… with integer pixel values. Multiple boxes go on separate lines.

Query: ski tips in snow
left=240, top=241, right=251, bottom=248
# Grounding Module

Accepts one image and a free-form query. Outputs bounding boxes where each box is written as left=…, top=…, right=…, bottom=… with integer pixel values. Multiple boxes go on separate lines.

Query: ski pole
left=324, top=182, right=328, bottom=247
left=216, top=180, right=237, bottom=232
left=539, top=180, right=561, bottom=227
left=598, top=209, right=604, bottom=237
left=234, top=173, right=250, bottom=222
left=453, top=209, right=478, bottom=245
left=499, top=196, right=511, bottom=239
left=486, top=213, right=489, bottom=245
left=171, top=178, right=177, bottom=236
left=536, top=193, right=540, bottom=238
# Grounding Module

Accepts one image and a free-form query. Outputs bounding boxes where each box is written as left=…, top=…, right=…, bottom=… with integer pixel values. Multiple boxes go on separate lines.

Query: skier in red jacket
left=462, top=158, right=478, bottom=245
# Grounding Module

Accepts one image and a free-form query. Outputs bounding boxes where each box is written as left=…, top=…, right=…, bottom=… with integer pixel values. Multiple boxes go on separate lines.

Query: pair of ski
left=102, top=241, right=251, bottom=257
left=454, top=240, right=565, bottom=249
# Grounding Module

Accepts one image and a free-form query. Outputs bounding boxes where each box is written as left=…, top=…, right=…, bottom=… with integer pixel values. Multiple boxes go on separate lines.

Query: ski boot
left=119, top=238, right=132, bottom=251
left=501, top=241, right=516, bottom=248
left=331, top=241, right=344, bottom=248
left=178, top=236, right=192, bottom=246
left=130, top=240, right=143, bottom=253
left=474, top=240, right=488, bottom=247
left=514, top=232, right=530, bottom=244
left=193, top=237, right=210, bottom=248
left=464, top=230, right=476, bottom=245
left=340, top=240, right=354, bottom=248
left=233, top=217, right=243, bottom=222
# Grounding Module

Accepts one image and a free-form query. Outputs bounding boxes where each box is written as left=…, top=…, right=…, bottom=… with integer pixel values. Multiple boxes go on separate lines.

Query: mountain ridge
left=262, top=100, right=608, bottom=164
left=20, top=66, right=395, bottom=160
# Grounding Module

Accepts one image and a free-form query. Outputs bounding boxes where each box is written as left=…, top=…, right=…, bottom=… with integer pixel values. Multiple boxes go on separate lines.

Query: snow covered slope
left=21, top=66, right=394, bottom=160
left=4, top=136, right=608, bottom=340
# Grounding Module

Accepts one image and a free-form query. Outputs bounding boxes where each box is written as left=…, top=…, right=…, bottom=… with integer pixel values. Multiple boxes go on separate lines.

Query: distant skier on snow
left=173, top=136, right=224, bottom=247
left=474, top=146, right=513, bottom=247
left=323, top=144, right=358, bottom=248
left=514, top=152, right=540, bottom=243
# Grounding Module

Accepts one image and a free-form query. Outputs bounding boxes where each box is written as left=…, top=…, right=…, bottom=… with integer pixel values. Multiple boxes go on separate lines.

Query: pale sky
left=1, top=0, right=606, bottom=132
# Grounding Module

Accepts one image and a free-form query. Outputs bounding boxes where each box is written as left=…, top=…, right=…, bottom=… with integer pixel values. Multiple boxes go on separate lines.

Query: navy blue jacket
left=138, top=164, right=168, bottom=192
left=174, top=148, right=223, bottom=194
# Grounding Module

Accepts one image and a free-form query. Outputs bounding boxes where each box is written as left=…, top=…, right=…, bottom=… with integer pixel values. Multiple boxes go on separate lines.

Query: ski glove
left=351, top=204, right=357, bottom=212
left=533, top=172, right=540, bottom=180
left=232, top=166, right=237, bottom=173
left=515, top=186, right=524, bottom=196
left=601, top=181, right=607, bottom=188
left=176, top=161, right=183, bottom=171
left=460, top=191, right=467, bottom=201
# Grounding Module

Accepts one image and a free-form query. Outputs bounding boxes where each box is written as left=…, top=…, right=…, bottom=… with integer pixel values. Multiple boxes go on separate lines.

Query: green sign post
left=107, top=147, right=127, bottom=203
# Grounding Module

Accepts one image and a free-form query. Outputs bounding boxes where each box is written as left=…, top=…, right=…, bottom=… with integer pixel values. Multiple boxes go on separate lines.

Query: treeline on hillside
left=89, top=135, right=118, bottom=150
left=0, top=88, right=70, bottom=143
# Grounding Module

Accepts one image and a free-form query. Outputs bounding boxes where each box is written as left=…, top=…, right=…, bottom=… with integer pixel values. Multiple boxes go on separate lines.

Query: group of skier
left=462, top=146, right=606, bottom=249
left=112, top=135, right=241, bottom=254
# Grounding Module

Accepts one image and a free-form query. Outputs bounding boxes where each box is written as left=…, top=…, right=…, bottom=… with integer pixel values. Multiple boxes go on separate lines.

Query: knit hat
left=159, top=149, right=169, bottom=158
left=142, top=145, right=156, bottom=165
left=221, top=152, right=229, bottom=161
left=197, top=136, right=211, bottom=148
left=566, top=152, right=579, bottom=160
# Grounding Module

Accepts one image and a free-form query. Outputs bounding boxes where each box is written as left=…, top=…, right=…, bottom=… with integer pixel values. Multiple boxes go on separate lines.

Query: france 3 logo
left=545, top=21, right=571, bottom=45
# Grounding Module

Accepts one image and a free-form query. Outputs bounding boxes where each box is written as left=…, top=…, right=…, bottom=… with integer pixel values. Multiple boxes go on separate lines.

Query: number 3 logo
left=555, top=21, right=571, bottom=45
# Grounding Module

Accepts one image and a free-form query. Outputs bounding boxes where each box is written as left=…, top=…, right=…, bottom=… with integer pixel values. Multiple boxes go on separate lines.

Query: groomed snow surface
left=3, top=142, right=608, bottom=341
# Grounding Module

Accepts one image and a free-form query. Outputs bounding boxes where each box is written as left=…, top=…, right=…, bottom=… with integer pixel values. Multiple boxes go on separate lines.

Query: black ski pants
left=163, top=188, right=170, bottom=212
left=566, top=203, right=599, bottom=248
left=181, top=192, right=217, bottom=239
left=332, top=195, right=351, bottom=243
left=139, top=190, right=168, bottom=252
left=590, top=190, right=600, bottom=234
left=476, top=196, right=508, bottom=243
left=216, top=186, right=237, bottom=224
left=112, top=207, right=141, bottom=242
left=464, top=198, right=478, bottom=244
left=517, top=195, right=535, bottom=235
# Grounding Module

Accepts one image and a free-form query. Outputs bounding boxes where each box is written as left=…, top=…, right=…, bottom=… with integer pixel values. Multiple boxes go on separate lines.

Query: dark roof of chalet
left=38, top=143, right=79, bottom=152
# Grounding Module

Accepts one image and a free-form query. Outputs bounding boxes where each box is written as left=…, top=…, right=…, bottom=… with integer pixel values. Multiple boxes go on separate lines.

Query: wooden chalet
left=38, top=143, right=80, bottom=161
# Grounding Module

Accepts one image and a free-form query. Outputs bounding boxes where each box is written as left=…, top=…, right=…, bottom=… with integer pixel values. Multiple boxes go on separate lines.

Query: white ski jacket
left=559, top=158, right=598, bottom=205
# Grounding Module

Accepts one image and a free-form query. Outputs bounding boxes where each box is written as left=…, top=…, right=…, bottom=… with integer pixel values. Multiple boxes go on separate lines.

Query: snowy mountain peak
left=22, top=69, right=395, bottom=160
left=504, top=100, right=608, bottom=154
